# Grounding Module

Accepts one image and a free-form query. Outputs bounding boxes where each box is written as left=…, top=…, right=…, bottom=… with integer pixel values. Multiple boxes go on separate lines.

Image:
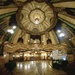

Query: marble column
left=24, top=34, right=30, bottom=44
left=49, top=30, right=59, bottom=44
left=53, top=1, right=75, bottom=8
left=12, top=28, right=22, bottom=44
left=41, top=35, right=47, bottom=45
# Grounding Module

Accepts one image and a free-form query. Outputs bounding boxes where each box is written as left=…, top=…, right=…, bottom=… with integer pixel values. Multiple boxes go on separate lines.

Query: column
left=12, top=28, right=22, bottom=44
left=24, top=33, right=30, bottom=44
left=41, top=35, right=47, bottom=45
left=49, top=30, right=59, bottom=44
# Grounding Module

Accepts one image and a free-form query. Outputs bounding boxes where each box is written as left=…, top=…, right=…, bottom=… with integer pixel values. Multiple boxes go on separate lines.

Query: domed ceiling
left=17, top=0, right=57, bottom=35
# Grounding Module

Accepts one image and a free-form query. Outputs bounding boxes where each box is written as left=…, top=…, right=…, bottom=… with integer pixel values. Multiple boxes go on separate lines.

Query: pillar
left=24, top=33, right=30, bottom=44
left=41, top=35, right=47, bottom=45
left=49, top=30, right=59, bottom=44
left=12, top=28, right=22, bottom=44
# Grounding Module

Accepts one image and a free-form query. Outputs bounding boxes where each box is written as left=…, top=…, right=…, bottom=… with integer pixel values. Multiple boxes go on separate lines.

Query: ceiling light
left=69, top=39, right=71, bottom=40
left=35, top=51, right=37, bottom=53
left=13, top=55, right=15, bottom=57
left=7, top=29, right=14, bottom=34
left=12, top=26, right=16, bottom=29
left=4, top=54, right=6, bottom=57
left=57, top=30, right=61, bottom=33
left=34, top=13, right=40, bottom=25
left=34, top=40, right=36, bottom=43
left=59, top=33, right=65, bottom=37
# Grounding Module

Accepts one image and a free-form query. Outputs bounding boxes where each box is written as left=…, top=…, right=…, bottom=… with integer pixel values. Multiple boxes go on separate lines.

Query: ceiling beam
left=53, top=1, right=75, bottom=8
left=58, top=13, right=75, bottom=27
left=0, top=11, right=16, bottom=19
left=59, top=17, right=75, bottom=29
left=0, top=7, right=18, bottom=15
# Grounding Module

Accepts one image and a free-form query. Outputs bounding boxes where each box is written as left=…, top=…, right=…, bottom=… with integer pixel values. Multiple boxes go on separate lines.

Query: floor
left=7, top=61, right=67, bottom=75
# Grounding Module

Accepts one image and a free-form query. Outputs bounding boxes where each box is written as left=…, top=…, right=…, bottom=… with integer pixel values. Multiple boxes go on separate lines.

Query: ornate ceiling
left=4, top=42, right=68, bottom=53
left=17, top=1, right=57, bottom=35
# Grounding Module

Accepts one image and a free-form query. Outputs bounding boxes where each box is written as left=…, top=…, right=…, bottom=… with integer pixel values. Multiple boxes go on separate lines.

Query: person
left=66, top=61, right=75, bottom=75
left=5, top=60, right=16, bottom=75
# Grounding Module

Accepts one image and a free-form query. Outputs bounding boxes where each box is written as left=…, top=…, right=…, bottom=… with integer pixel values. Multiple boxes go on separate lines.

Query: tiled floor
left=6, top=61, right=67, bottom=75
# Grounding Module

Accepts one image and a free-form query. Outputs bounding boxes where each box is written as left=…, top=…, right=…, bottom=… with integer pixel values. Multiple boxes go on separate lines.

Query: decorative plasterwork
left=17, top=1, right=57, bottom=35
left=29, top=9, right=45, bottom=25
left=4, top=42, right=68, bottom=53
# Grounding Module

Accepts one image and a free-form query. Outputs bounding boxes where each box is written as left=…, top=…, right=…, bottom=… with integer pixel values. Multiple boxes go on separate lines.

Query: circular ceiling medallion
left=29, top=9, right=45, bottom=25
left=16, top=1, right=57, bottom=35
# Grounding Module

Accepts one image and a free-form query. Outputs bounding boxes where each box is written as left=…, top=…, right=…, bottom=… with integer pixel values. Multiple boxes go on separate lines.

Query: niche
left=47, top=39, right=51, bottom=44
left=17, top=37, right=23, bottom=43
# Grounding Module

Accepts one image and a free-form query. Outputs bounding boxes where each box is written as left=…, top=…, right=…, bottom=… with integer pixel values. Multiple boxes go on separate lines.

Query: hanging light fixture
left=35, top=18, right=39, bottom=24
left=34, top=13, right=40, bottom=25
